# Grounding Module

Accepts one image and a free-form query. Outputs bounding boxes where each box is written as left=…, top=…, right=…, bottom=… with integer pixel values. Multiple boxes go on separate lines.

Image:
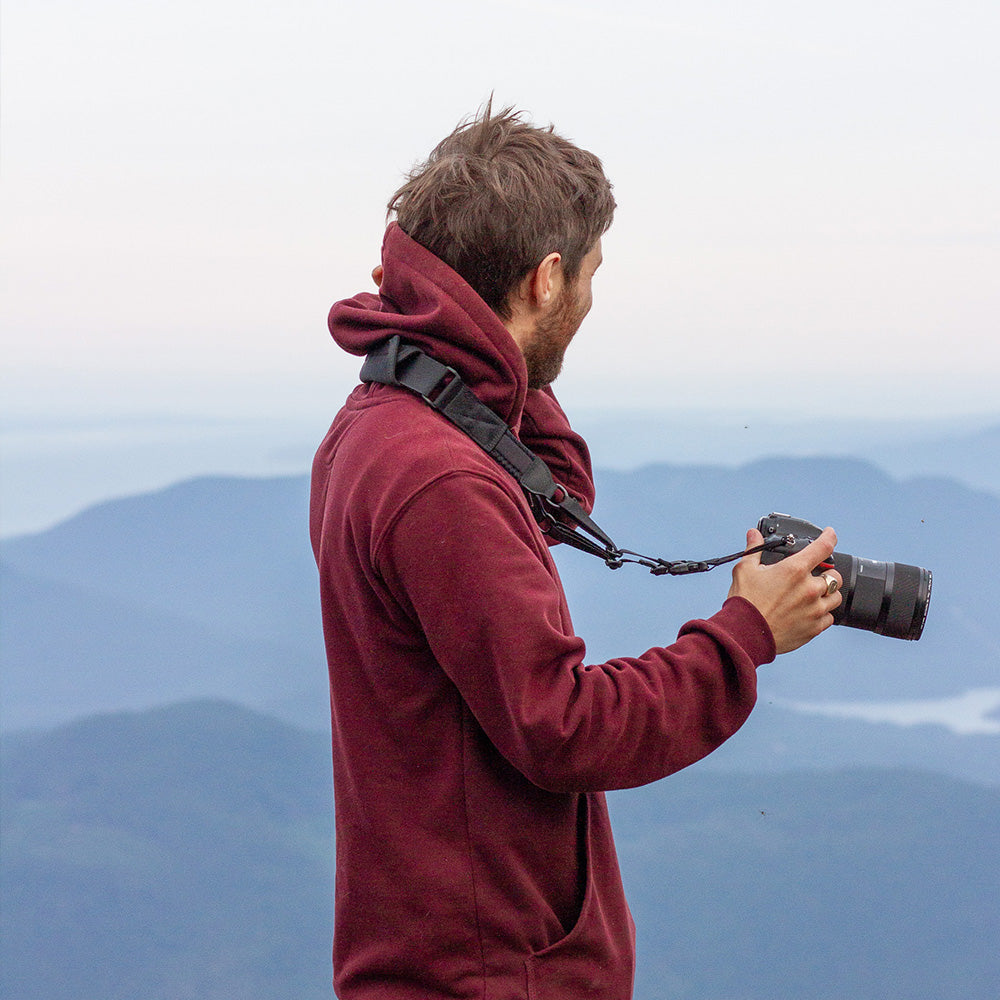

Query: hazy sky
left=2, top=0, right=998, bottom=421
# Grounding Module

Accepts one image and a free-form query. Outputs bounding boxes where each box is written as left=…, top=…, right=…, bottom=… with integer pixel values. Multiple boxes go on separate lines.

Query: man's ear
left=528, top=252, right=563, bottom=307
left=504, top=251, right=564, bottom=340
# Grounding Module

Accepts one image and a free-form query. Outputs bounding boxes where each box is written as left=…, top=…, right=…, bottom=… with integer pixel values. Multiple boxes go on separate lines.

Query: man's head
left=387, top=102, right=615, bottom=325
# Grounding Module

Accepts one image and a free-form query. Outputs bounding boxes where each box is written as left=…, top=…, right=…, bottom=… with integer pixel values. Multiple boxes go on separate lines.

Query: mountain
left=4, top=414, right=997, bottom=540
left=0, top=474, right=319, bottom=645
left=0, top=702, right=335, bottom=1000
left=2, top=460, right=997, bottom=784
left=2, top=702, right=997, bottom=1000
left=555, top=456, right=998, bottom=702
left=0, top=475, right=332, bottom=732
left=686, top=697, right=1000, bottom=788
left=576, top=415, right=1000, bottom=498
left=614, top=764, right=1000, bottom=1000
left=870, top=422, right=1000, bottom=497
left=0, top=561, right=322, bottom=729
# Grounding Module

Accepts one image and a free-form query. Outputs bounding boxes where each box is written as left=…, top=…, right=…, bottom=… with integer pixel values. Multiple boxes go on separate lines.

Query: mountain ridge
left=2, top=459, right=997, bottom=785
left=3, top=700, right=997, bottom=1000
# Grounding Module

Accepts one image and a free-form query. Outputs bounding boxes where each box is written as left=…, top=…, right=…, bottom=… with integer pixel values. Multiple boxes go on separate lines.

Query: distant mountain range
left=614, top=762, right=1000, bottom=1000
left=1, top=475, right=329, bottom=731
left=2, top=458, right=997, bottom=784
left=3, top=412, right=997, bottom=539
left=559, top=455, right=999, bottom=705
left=576, top=416, right=1000, bottom=497
left=2, top=701, right=997, bottom=1000
left=1, top=702, right=335, bottom=1000
left=2, top=458, right=998, bottom=998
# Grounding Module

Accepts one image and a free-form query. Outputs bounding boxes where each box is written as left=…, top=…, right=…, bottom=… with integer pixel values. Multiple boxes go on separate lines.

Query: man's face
left=523, top=241, right=602, bottom=390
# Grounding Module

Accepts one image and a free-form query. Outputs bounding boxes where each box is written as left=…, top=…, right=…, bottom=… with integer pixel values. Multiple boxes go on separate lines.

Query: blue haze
left=3, top=410, right=998, bottom=538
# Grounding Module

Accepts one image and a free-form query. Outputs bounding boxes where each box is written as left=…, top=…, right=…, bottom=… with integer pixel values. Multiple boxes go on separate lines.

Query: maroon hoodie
left=310, top=224, right=775, bottom=999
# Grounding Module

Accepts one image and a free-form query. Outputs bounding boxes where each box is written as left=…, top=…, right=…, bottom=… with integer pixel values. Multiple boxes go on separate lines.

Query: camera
left=756, top=513, right=932, bottom=641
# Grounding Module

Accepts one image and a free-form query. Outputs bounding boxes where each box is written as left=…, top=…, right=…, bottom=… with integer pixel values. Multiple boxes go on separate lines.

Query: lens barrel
left=828, top=552, right=932, bottom=641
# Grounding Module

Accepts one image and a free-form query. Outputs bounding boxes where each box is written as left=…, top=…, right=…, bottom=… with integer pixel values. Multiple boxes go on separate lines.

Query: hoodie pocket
left=523, top=799, right=635, bottom=1000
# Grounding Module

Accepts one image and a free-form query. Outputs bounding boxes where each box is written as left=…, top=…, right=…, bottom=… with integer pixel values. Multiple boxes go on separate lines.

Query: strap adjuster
left=420, top=366, right=462, bottom=410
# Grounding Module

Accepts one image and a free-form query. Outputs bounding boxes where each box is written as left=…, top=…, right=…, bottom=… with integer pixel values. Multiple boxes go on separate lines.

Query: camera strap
left=360, top=336, right=787, bottom=575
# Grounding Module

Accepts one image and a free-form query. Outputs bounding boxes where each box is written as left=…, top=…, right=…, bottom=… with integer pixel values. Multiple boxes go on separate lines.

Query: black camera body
left=757, top=513, right=932, bottom=641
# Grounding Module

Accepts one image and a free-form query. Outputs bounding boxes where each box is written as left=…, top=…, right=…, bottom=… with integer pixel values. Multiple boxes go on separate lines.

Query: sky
left=1, top=0, right=998, bottom=428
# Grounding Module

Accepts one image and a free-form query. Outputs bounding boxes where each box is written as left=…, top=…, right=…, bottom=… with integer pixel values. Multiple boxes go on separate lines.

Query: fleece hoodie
left=310, top=224, right=775, bottom=1000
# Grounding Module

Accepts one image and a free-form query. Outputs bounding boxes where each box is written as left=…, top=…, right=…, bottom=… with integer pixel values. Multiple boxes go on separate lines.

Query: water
left=781, top=687, right=1000, bottom=736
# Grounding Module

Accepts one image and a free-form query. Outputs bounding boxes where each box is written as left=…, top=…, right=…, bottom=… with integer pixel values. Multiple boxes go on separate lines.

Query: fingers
left=817, top=573, right=844, bottom=617
left=740, top=527, right=765, bottom=567
left=800, top=528, right=843, bottom=603
left=788, top=526, right=837, bottom=571
left=790, top=529, right=843, bottom=610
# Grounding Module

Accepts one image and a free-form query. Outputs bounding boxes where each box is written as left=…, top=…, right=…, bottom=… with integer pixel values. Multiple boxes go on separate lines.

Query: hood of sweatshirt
left=328, top=223, right=529, bottom=431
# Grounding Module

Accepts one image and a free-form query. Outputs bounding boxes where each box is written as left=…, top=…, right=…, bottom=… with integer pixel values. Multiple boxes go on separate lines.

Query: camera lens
left=830, top=553, right=932, bottom=641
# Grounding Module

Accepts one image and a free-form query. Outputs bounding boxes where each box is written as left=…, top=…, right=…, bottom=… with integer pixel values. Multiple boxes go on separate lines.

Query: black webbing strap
left=360, top=335, right=622, bottom=565
left=359, top=336, right=791, bottom=574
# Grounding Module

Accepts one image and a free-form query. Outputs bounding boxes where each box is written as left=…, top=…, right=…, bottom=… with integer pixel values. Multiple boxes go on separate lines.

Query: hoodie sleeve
left=518, top=387, right=595, bottom=513
left=377, top=468, right=773, bottom=794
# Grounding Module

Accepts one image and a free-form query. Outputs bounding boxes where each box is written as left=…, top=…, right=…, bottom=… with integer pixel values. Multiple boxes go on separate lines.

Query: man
left=310, top=104, right=841, bottom=999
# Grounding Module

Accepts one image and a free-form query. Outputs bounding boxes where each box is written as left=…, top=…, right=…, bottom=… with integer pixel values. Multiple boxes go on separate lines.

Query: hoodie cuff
left=711, top=596, right=777, bottom=667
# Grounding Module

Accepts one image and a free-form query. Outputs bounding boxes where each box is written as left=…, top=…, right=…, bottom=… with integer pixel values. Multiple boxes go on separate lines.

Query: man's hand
left=729, top=527, right=843, bottom=655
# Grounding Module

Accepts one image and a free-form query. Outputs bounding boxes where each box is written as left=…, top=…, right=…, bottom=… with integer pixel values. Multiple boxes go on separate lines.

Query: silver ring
left=821, top=573, right=839, bottom=596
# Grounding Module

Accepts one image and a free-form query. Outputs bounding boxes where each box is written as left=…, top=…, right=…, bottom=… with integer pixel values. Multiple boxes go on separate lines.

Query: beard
left=521, top=283, right=582, bottom=390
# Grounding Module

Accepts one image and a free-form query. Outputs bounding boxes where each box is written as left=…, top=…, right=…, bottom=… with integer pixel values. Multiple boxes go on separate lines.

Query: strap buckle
left=418, top=364, right=463, bottom=411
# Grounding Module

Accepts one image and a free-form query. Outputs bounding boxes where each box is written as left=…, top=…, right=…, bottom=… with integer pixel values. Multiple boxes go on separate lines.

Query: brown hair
left=387, top=101, right=615, bottom=319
